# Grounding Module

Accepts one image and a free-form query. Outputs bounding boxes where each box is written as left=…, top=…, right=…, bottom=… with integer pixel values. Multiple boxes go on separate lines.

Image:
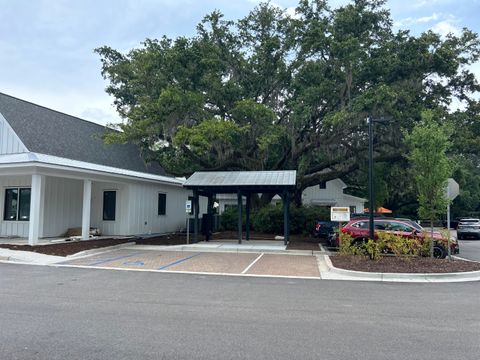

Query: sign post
left=445, top=178, right=459, bottom=260
left=331, top=207, right=351, bottom=247
left=185, top=200, right=192, bottom=244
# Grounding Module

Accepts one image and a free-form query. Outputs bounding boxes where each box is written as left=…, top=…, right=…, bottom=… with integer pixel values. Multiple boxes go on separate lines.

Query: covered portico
left=184, top=170, right=296, bottom=245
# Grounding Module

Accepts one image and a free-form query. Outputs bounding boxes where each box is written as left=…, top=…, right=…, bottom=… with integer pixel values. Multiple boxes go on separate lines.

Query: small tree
left=405, top=110, right=453, bottom=258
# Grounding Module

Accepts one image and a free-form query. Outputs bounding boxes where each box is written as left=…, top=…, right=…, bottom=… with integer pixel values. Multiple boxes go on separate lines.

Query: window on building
left=4, top=188, right=31, bottom=221
left=158, top=193, right=166, bottom=215
left=349, top=206, right=356, bottom=214
left=103, top=191, right=116, bottom=221
left=319, top=181, right=327, bottom=189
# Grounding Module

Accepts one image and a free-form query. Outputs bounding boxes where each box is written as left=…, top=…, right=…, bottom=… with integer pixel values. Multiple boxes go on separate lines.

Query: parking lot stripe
left=87, top=252, right=142, bottom=266
left=241, top=253, right=264, bottom=274
left=157, top=253, right=201, bottom=270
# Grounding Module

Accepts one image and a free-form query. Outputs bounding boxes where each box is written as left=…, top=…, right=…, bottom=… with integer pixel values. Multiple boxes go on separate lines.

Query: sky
left=0, top=0, right=479, bottom=126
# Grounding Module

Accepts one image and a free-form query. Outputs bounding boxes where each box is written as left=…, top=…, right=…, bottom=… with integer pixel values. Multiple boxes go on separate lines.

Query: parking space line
left=157, top=253, right=202, bottom=270
left=87, top=252, right=143, bottom=266
left=241, top=253, right=264, bottom=274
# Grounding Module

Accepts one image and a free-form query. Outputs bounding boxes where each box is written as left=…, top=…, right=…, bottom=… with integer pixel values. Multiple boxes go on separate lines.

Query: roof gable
left=0, top=92, right=165, bottom=176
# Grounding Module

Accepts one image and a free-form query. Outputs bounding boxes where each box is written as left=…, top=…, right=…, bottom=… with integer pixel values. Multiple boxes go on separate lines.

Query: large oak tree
left=96, top=0, right=480, bottom=206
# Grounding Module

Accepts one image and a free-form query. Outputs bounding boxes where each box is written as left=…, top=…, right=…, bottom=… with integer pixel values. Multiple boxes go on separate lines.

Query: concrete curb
left=0, top=248, right=65, bottom=265
left=319, top=255, right=480, bottom=283
left=66, top=242, right=137, bottom=259
left=0, top=241, right=136, bottom=265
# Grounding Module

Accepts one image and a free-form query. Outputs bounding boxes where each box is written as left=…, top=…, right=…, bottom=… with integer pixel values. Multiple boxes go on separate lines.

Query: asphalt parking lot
left=458, top=240, right=480, bottom=262
left=60, top=249, right=321, bottom=278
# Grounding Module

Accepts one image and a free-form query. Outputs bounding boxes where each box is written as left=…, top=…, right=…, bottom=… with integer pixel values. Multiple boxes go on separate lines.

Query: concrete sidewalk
left=127, top=240, right=326, bottom=255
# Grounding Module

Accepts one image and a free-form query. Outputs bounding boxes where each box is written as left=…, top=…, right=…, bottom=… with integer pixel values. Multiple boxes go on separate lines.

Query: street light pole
left=368, top=117, right=375, bottom=240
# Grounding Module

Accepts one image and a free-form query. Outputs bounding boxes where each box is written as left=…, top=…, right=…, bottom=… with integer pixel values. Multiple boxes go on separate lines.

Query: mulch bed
left=331, top=255, right=480, bottom=273
left=0, top=238, right=134, bottom=257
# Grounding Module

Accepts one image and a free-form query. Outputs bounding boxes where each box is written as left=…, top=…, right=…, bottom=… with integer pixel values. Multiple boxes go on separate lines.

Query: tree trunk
left=293, top=188, right=303, bottom=207
left=258, top=193, right=275, bottom=208
left=430, top=219, right=434, bottom=258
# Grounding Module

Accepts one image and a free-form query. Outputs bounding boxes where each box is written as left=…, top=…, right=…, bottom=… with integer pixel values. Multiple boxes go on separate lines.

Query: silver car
left=457, top=218, right=480, bottom=240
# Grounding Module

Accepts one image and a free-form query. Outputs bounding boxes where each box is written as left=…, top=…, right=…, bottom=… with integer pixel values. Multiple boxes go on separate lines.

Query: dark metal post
left=368, top=117, right=375, bottom=240
left=283, top=190, right=290, bottom=246
left=206, top=195, right=213, bottom=241
left=237, top=190, right=242, bottom=244
left=246, top=193, right=251, bottom=241
left=194, top=190, right=199, bottom=243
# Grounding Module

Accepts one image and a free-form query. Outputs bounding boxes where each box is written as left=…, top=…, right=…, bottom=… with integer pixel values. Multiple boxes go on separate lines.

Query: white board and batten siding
left=90, top=182, right=130, bottom=236
left=0, top=112, right=28, bottom=155
left=126, top=182, right=203, bottom=235
left=42, top=177, right=83, bottom=237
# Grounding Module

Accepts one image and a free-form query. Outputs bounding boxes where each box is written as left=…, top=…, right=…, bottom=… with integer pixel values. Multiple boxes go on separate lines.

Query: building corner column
left=28, top=174, right=43, bottom=245
left=81, top=179, right=92, bottom=240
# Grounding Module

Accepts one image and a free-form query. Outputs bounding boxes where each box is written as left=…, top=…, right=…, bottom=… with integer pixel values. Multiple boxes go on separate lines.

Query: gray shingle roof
left=184, top=171, right=297, bottom=187
left=0, top=92, right=165, bottom=176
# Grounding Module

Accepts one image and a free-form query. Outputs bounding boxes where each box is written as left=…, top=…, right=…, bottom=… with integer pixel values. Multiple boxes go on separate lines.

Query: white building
left=300, top=179, right=366, bottom=213
left=0, top=92, right=200, bottom=245
left=217, top=178, right=366, bottom=214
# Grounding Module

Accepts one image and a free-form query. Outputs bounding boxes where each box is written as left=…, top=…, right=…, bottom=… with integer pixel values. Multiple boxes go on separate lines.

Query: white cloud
left=431, top=19, right=461, bottom=37
left=395, top=13, right=439, bottom=27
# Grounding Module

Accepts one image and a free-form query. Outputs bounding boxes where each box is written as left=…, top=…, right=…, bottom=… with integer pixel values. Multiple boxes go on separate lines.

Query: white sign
left=446, top=178, right=459, bottom=200
left=185, top=200, right=192, bottom=213
left=331, top=207, right=350, bottom=222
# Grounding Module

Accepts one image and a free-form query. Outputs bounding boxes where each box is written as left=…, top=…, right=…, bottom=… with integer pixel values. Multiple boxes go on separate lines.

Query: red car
left=332, top=218, right=459, bottom=259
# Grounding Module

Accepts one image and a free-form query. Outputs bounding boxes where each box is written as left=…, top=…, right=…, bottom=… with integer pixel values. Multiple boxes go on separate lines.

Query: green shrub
left=338, top=232, right=363, bottom=256
left=377, top=232, right=416, bottom=257
left=364, top=239, right=383, bottom=260
left=251, top=204, right=284, bottom=233
left=219, top=206, right=245, bottom=231
left=250, top=204, right=330, bottom=235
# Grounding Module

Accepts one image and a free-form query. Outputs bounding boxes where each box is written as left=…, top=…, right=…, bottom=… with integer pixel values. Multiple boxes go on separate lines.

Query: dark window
left=349, top=206, right=356, bottom=214
left=4, top=188, right=18, bottom=220
left=103, top=191, right=116, bottom=221
left=158, top=193, right=166, bottom=215
left=389, top=221, right=413, bottom=232
left=18, top=188, right=31, bottom=221
left=4, top=188, right=31, bottom=221
left=374, top=220, right=388, bottom=230
left=319, top=181, right=327, bottom=189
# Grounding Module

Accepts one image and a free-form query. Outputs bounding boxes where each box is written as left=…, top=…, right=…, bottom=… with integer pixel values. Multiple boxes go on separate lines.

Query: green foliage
left=338, top=232, right=361, bottom=256
left=339, top=231, right=433, bottom=260
left=220, top=204, right=330, bottom=235
left=363, top=239, right=382, bottom=260
left=377, top=232, right=417, bottom=257
left=250, top=205, right=284, bottom=234
left=95, top=0, right=480, bottom=204
left=219, top=206, right=245, bottom=231
left=405, top=110, right=453, bottom=223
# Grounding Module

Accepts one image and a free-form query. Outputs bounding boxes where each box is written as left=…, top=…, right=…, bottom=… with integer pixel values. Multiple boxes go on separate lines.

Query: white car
left=457, top=218, right=480, bottom=240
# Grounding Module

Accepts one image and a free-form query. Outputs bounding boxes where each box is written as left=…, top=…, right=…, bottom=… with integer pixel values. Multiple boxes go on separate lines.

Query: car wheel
left=433, top=245, right=447, bottom=259
left=458, top=234, right=463, bottom=240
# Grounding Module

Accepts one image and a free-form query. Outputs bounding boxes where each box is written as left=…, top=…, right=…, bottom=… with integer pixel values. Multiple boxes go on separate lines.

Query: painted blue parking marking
left=158, top=253, right=201, bottom=270
left=87, top=252, right=142, bottom=266
left=124, top=260, right=145, bottom=266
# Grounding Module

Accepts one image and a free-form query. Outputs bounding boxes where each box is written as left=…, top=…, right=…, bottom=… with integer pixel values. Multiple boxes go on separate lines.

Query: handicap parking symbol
left=124, top=260, right=145, bottom=266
